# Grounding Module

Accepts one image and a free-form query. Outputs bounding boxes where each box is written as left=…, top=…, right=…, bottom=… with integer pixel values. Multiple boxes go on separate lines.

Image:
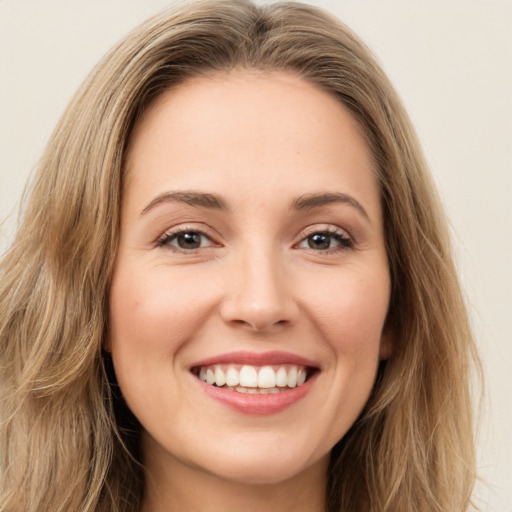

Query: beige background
left=1, top=1, right=511, bottom=509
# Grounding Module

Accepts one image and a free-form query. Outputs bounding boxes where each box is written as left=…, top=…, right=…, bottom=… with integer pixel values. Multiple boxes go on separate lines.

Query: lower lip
left=195, top=374, right=317, bottom=415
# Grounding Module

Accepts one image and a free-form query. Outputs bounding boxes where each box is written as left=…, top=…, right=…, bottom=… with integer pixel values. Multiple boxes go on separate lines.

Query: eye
left=157, top=230, right=215, bottom=251
left=297, top=229, right=352, bottom=251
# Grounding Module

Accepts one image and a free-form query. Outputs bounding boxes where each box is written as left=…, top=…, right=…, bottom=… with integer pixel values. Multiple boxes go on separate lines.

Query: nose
left=219, top=248, right=299, bottom=333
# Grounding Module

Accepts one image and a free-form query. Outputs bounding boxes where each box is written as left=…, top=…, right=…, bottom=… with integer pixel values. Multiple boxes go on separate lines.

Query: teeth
left=225, top=367, right=239, bottom=387
left=206, top=368, right=215, bottom=385
left=214, top=367, right=226, bottom=387
left=276, top=367, right=288, bottom=387
left=258, top=366, right=276, bottom=388
left=196, top=363, right=311, bottom=392
left=231, top=386, right=286, bottom=395
left=239, top=365, right=258, bottom=387
left=287, top=367, right=298, bottom=388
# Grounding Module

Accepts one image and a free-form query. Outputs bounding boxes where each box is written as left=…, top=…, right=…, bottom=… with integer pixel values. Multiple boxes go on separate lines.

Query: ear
left=379, top=325, right=394, bottom=361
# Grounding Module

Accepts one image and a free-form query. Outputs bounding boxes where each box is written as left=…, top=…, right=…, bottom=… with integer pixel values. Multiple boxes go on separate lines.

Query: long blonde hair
left=0, top=1, right=480, bottom=510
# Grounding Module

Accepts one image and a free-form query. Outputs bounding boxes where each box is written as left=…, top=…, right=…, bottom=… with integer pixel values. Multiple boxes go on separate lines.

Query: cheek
left=286, top=265, right=390, bottom=448
left=300, top=267, right=390, bottom=354
left=108, top=265, right=217, bottom=379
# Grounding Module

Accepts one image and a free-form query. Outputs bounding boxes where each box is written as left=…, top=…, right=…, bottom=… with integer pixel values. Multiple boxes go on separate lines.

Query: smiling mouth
left=191, top=364, right=317, bottom=394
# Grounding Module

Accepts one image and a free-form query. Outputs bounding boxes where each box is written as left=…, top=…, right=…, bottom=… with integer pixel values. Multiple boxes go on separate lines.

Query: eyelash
left=155, top=225, right=353, bottom=254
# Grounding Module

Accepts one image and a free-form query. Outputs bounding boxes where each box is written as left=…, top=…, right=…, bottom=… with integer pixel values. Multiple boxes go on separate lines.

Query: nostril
left=223, top=311, right=292, bottom=333
left=238, top=317, right=289, bottom=332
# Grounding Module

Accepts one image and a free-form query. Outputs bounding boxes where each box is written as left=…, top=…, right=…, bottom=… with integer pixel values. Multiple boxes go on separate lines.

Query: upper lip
left=190, top=350, right=320, bottom=369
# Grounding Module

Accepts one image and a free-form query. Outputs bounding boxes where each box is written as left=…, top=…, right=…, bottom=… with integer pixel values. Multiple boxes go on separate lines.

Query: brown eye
left=307, top=233, right=332, bottom=250
left=297, top=229, right=353, bottom=251
left=176, top=232, right=202, bottom=249
left=158, top=230, right=213, bottom=250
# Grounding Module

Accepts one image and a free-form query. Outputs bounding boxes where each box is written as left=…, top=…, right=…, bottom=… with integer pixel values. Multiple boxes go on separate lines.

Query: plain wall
left=1, top=1, right=511, bottom=509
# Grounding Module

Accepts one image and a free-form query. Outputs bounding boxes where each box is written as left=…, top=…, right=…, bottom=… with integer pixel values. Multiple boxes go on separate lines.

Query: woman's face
left=109, top=71, right=391, bottom=486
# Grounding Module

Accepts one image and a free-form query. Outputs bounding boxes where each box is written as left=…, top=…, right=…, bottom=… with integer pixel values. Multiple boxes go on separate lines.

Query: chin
left=194, top=438, right=328, bottom=486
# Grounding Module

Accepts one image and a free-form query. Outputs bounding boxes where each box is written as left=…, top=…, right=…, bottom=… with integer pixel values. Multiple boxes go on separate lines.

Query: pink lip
left=190, top=351, right=320, bottom=416
left=195, top=373, right=318, bottom=416
left=190, top=350, right=319, bottom=368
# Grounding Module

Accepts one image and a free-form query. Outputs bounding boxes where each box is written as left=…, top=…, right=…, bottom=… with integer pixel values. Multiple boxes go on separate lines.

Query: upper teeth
left=197, top=364, right=307, bottom=388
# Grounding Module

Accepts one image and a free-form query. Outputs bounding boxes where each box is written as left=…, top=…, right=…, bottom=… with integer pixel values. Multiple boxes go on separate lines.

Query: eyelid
left=300, top=223, right=350, bottom=237
left=299, top=224, right=352, bottom=240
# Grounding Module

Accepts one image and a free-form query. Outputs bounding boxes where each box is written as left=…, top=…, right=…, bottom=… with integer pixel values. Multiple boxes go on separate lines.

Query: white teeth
left=287, top=367, right=298, bottom=388
left=276, top=367, right=288, bottom=387
left=258, top=366, right=276, bottom=388
left=239, top=365, right=258, bottom=387
left=214, top=367, right=226, bottom=387
left=206, top=368, right=215, bottom=385
left=225, top=367, right=239, bottom=387
left=230, top=386, right=282, bottom=394
left=196, top=363, right=312, bottom=392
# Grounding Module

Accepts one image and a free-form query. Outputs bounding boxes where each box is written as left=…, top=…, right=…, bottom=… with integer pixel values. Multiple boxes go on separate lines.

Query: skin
left=109, top=70, right=392, bottom=512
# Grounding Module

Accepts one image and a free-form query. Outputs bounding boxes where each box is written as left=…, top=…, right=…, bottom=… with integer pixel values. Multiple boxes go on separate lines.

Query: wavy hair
left=0, top=1, right=480, bottom=510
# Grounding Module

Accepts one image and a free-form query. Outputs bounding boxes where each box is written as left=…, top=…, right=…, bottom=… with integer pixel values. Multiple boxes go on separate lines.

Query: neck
left=141, top=444, right=328, bottom=512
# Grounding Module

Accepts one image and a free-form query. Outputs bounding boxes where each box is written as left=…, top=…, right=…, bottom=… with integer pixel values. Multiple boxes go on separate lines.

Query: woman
left=0, top=1, right=480, bottom=510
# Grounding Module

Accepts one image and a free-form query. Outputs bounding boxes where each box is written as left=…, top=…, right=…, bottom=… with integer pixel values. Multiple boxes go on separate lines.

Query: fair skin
left=109, top=70, right=391, bottom=512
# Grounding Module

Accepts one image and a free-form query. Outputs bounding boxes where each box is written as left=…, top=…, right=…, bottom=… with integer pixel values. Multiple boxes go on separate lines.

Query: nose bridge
left=220, top=239, right=297, bottom=331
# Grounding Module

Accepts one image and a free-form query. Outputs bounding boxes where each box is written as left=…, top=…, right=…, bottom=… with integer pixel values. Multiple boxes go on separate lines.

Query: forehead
left=123, top=70, right=380, bottom=221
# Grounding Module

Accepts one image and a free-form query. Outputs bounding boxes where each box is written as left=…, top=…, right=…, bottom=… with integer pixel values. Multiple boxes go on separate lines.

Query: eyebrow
left=291, top=192, right=370, bottom=222
left=140, top=191, right=229, bottom=215
left=140, top=189, right=370, bottom=222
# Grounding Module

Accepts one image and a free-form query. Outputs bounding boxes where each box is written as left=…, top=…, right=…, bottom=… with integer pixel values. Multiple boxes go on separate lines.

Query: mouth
left=191, top=363, right=317, bottom=394
left=189, top=351, right=320, bottom=412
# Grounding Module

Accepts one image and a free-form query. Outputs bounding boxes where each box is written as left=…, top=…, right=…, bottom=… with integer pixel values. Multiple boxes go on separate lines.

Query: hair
left=0, top=1, right=480, bottom=511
